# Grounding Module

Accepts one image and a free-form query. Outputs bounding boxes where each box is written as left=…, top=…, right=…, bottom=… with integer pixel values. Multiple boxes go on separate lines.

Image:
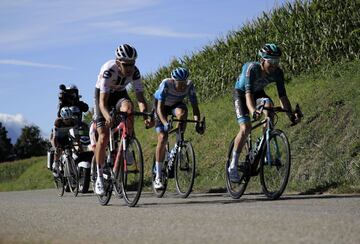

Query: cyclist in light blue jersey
left=229, top=43, right=301, bottom=183
left=153, top=67, right=204, bottom=189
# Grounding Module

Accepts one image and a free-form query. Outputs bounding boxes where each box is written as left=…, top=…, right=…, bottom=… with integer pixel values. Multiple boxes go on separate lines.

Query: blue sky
left=0, top=0, right=291, bottom=141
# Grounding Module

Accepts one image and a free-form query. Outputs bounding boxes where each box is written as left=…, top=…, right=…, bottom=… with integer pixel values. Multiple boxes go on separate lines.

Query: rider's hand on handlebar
left=195, top=122, right=205, bottom=135
left=163, top=122, right=172, bottom=132
left=144, top=118, right=154, bottom=128
left=105, top=115, right=113, bottom=127
left=252, top=110, right=261, bottom=121
left=290, top=112, right=302, bottom=124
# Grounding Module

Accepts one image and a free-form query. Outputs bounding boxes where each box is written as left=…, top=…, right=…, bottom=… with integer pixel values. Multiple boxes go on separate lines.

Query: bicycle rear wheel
left=260, top=129, right=291, bottom=200
left=120, top=137, right=144, bottom=207
left=64, top=157, right=79, bottom=197
left=225, top=138, right=250, bottom=199
left=174, top=141, right=195, bottom=198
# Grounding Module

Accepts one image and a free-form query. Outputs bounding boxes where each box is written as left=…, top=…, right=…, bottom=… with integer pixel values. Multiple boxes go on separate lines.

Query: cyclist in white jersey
left=153, top=67, right=204, bottom=189
left=94, top=44, right=153, bottom=195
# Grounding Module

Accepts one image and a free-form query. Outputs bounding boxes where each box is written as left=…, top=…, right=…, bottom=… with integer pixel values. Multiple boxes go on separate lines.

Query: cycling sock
left=230, top=151, right=240, bottom=169
left=97, top=164, right=103, bottom=177
left=155, top=161, right=162, bottom=179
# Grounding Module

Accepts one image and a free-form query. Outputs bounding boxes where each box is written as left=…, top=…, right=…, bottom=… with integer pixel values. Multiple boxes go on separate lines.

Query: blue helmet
left=171, top=67, right=189, bottom=81
left=258, top=43, right=282, bottom=59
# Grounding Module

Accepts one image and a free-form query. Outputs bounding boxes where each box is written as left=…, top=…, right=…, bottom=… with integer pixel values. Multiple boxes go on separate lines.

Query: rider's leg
left=231, top=122, right=251, bottom=169
left=117, top=99, right=134, bottom=135
left=174, top=107, right=188, bottom=141
left=155, top=132, right=168, bottom=179
left=95, top=126, right=109, bottom=177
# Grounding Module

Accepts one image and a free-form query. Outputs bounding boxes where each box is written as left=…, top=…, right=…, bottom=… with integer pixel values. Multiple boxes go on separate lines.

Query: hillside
left=1, top=60, right=359, bottom=194
left=1, top=0, right=359, bottom=193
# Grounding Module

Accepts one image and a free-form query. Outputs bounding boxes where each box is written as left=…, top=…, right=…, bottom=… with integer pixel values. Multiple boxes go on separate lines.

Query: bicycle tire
left=54, top=168, right=64, bottom=197
left=225, top=138, right=250, bottom=199
left=174, top=141, right=196, bottom=198
left=260, top=129, right=291, bottom=200
left=120, top=137, right=144, bottom=207
left=95, top=166, right=113, bottom=206
left=65, top=157, right=79, bottom=197
left=78, top=167, right=90, bottom=194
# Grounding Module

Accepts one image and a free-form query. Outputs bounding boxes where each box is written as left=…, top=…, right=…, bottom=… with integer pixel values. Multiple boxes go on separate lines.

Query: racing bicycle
left=225, top=104, right=302, bottom=200
left=92, top=110, right=153, bottom=207
left=152, top=116, right=205, bottom=198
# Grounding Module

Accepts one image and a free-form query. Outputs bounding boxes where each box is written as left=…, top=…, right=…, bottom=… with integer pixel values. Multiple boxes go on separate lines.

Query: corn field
left=142, top=0, right=360, bottom=102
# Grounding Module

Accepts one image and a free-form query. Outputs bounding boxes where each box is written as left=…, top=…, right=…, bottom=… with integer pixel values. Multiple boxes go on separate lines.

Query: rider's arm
left=157, top=100, right=168, bottom=125
left=245, top=92, right=257, bottom=116
left=135, top=91, right=148, bottom=113
left=191, top=103, right=200, bottom=121
left=279, top=96, right=293, bottom=118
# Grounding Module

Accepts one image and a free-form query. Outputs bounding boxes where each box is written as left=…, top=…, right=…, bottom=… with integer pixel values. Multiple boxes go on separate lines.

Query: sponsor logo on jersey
left=103, top=70, right=112, bottom=79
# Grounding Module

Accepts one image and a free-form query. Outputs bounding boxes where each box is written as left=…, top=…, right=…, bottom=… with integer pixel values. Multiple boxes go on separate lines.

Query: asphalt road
left=0, top=189, right=359, bottom=244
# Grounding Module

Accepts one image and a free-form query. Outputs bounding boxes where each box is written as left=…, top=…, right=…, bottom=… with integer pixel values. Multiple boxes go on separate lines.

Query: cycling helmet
left=60, top=107, right=73, bottom=119
left=69, top=106, right=80, bottom=114
left=258, top=43, right=282, bottom=59
left=171, top=67, right=189, bottom=81
left=115, top=44, right=138, bottom=62
left=66, top=84, right=78, bottom=90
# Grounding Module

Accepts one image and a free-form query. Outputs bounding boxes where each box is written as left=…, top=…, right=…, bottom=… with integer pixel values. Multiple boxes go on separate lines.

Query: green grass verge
left=1, top=60, right=359, bottom=194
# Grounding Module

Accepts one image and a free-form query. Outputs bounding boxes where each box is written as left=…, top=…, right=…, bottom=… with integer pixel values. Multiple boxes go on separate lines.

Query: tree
left=0, top=122, right=13, bottom=162
left=14, top=125, right=50, bottom=159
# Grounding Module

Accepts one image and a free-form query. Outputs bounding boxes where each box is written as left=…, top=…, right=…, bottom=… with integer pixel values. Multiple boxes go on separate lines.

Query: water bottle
left=47, top=150, right=54, bottom=170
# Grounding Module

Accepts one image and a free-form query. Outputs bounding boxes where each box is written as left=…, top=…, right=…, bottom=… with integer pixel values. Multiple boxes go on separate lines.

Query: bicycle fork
left=265, top=128, right=281, bottom=166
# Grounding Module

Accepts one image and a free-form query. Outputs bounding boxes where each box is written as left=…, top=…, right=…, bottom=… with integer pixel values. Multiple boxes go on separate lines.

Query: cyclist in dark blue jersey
left=229, top=43, right=301, bottom=183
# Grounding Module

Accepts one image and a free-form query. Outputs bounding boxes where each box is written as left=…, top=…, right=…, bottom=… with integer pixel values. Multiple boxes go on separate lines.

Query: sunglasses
left=265, top=58, right=280, bottom=65
left=116, top=60, right=135, bottom=67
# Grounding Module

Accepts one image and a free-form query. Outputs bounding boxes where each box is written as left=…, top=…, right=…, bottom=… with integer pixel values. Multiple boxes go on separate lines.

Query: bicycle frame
left=250, top=106, right=292, bottom=168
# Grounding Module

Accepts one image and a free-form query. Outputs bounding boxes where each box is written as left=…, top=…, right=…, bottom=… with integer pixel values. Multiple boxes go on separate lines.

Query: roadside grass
left=1, top=60, right=359, bottom=195
left=0, top=156, right=53, bottom=191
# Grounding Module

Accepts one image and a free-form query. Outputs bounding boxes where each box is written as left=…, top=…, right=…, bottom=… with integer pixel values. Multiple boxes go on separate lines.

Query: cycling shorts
left=154, top=100, right=187, bottom=133
left=233, top=89, right=273, bottom=124
left=94, top=88, right=131, bottom=128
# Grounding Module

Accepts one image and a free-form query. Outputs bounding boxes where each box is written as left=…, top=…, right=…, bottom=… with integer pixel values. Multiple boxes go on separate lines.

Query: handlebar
left=254, top=103, right=303, bottom=126
left=170, top=116, right=206, bottom=125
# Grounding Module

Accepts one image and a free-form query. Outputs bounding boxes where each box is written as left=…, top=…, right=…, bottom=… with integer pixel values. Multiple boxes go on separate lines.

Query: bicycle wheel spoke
left=121, top=138, right=143, bottom=207
left=260, top=130, right=291, bottom=199
left=175, top=142, right=195, bottom=198
left=225, top=138, right=250, bottom=199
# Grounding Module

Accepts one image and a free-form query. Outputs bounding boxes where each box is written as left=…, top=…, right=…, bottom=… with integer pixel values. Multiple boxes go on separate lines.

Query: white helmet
left=67, top=84, right=78, bottom=90
left=115, top=44, right=137, bottom=62
left=60, top=107, right=73, bottom=119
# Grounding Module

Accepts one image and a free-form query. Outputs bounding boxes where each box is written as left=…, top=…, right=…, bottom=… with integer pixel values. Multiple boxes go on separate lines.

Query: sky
left=0, top=0, right=292, bottom=142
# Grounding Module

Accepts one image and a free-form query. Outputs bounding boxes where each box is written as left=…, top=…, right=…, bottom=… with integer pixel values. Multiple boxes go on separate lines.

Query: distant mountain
left=0, top=114, right=29, bottom=144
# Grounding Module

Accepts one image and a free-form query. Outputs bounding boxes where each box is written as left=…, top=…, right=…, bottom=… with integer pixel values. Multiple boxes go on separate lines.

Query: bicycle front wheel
left=260, top=129, right=291, bottom=200
left=225, top=138, right=250, bottom=199
left=120, top=137, right=144, bottom=207
left=54, top=168, right=64, bottom=197
left=65, top=157, right=79, bottom=197
left=174, top=141, right=195, bottom=198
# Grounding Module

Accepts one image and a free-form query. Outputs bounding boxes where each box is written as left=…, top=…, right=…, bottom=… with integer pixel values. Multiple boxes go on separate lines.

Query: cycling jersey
left=94, top=60, right=144, bottom=127
left=95, top=60, right=144, bottom=94
left=153, top=78, right=198, bottom=106
left=235, top=62, right=287, bottom=97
